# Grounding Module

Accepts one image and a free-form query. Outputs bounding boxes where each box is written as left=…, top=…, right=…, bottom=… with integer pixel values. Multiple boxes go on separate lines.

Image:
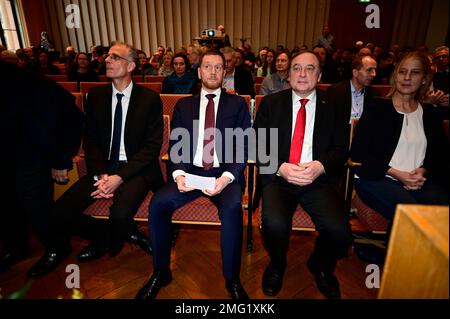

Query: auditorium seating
left=46, top=74, right=67, bottom=82
left=71, top=92, right=83, bottom=111
left=254, top=76, right=265, bottom=84
left=58, top=81, right=78, bottom=92
left=160, top=94, right=191, bottom=117
left=254, top=83, right=262, bottom=95
left=345, top=119, right=389, bottom=233
left=144, top=75, right=165, bottom=83
left=137, top=82, right=162, bottom=93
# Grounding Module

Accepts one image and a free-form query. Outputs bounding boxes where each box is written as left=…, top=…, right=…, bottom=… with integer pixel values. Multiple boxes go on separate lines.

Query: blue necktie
left=109, top=93, right=124, bottom=172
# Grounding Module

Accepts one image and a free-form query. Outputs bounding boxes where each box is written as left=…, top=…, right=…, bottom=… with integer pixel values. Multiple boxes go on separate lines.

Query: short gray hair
left=110, top=41, right=138, bottom=64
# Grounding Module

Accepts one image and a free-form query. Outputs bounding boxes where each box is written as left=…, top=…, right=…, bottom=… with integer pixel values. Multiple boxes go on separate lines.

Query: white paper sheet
left=185, top=173, right=216, bottom=191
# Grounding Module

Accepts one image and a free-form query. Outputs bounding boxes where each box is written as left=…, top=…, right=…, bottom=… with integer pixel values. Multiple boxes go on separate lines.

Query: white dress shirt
left=291, top=90, right=317, bottom=164
left=109, top=81, right=133, bottom=162
left=172, top=88, right=235, bottom=183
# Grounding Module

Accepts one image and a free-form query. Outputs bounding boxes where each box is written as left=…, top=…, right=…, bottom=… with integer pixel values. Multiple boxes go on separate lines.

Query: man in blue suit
left=135, top=50, right=251, bottom=300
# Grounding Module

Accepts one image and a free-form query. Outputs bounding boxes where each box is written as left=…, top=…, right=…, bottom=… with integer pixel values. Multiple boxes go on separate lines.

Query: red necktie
left=203, top=94, right=216, bottom=170
left=288, top=98, right=309, bottom=164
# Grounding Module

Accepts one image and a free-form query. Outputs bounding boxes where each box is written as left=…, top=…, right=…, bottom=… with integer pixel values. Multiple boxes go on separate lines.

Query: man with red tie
left=135, top=50, right=251, bottom=300
left=253, top=51, right=352, bottom=299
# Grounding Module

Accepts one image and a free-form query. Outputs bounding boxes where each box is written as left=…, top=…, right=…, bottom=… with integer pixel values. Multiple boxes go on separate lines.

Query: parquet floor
left=0, top=215, right=378, bottom=299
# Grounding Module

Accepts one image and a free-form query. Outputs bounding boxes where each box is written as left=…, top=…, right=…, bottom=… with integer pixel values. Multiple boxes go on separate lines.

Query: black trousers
left=261, top=177, right=352, bottom=273
left=50, top=172, right=150, bottom=252
left=1, top=161, right=54, bottom=252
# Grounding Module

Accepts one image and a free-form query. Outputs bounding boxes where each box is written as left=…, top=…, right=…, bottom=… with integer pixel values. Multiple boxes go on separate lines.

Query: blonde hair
left=387, top=51, right=432, bottom=101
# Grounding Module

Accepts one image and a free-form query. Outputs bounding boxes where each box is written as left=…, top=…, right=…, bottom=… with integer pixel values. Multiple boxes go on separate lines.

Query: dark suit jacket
left=234, top=66, right=255, bottom=98
left=351, top=98, right=449, bottom=183
left=254, top=88, right=349, bottom=188
left=327, top=80, right=376, bottom=123
left=169, top=91, right=251, bottom=190
left=83, top=83, right=164, bottom=187
left=1, top=62, right=83, bottom=170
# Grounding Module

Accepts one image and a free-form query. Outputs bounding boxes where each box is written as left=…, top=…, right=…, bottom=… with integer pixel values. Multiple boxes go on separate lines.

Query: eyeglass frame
left=106, top=53, right=134, bottom=63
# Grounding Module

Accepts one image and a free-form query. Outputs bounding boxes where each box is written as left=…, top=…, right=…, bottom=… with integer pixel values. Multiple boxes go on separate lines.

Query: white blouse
left=388, top=104, right=427, bottom=174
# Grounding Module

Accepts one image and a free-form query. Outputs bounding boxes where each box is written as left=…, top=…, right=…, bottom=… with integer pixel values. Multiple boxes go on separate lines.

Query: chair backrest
left=372, top=85, right=391, bottom=97
left=58, top=81, right=78, bottom=92
left=46, top=74, right=67, bottom=82
left=317, top=83, right=331, bottom=92
left=160, top=115, right=170, bottom=182
left=254, top=76, right=265, bottom=84
left=254, top=95, right=264, bottom=120
left=71, top=92, right=83, bottom=111
left=132, top=74, right=144, bottom=82
left=160, top=94, right=191, bottom=117
left=97, top=75, right=111, bottom=82
left=80, top=82, right=109, bottom=96
left=144, top=75, right=165, bottom=83
left=254, top=83, right=262, bottom=95
left=53, top=63, right=66, bottom=74
left=137, top=82, right=162, bottom=93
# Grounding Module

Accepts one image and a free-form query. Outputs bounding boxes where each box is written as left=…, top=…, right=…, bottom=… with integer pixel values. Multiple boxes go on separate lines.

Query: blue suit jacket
left=169, top=91, right=251, bottom=191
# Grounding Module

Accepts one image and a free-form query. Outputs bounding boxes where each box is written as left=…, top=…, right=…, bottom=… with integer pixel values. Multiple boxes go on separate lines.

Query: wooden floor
left=0, top=214, right=379, bottom=299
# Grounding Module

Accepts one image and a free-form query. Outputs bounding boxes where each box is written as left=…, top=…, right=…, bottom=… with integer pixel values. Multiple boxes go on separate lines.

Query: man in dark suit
left=253, top=51, right=352, bottom=299
left=327, top=55, right=377, bottom=123
left=27, top=41, right=164, bottom=278
left=221, top=46, right=255, bottom=98
left=0, top=61, right=83, bottom=272
left=135, top=50, right=251, bottom=300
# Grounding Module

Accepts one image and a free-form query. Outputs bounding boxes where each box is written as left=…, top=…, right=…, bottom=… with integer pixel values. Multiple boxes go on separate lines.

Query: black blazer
left=351, top=98, right=449, bottom=182
left=254, top=88, right=349, bottom=188
left=169, top=91, right=251, bottom=190
left=1, top=62, right=83, bottom=170
left=83, top=83, right=164, bottom=187
left=234, top=66, right=255, bottom=98
left=327, top=80, right=376, bottom=123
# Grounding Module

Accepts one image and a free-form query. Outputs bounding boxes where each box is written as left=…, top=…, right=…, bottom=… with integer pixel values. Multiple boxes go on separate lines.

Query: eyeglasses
left=435, top=54, right=448, bottom=59
left=106, top=53, right=133, bottom=63
left=201, top=64, right=224, bottom=72
left=291, top=64, right=318, bottom=74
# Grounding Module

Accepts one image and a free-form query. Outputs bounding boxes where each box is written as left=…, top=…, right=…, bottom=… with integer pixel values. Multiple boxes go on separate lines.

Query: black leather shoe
left=354, top=243, right=386, bottom=265
left=129, top=231, right=152, bottom=255
left=225, top=278, right=249, bottom=299
left=135, top=270, right=172, bottom=300
left=307, top=257, right=341, bottom=299
left=0, top=249, right=32, bottom=273
left=27, top=248, right=71, bottom=278
left=77, top=244, right=107, bottom=262
left=262, top=265, right=284, bottom=296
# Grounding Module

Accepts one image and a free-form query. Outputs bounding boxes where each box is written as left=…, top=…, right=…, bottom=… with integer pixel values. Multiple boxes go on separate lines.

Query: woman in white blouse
left=351, top=51, right=448, bottom=225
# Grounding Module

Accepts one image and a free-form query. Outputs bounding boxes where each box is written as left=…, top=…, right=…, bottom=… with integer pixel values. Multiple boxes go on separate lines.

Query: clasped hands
left=278, top=161, right=325, bottom=186
left=175, top=175, right=231, bottom=196
left=91, top=174, right=123, bottom=199
left=388, top=167, right=426, bottom=191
